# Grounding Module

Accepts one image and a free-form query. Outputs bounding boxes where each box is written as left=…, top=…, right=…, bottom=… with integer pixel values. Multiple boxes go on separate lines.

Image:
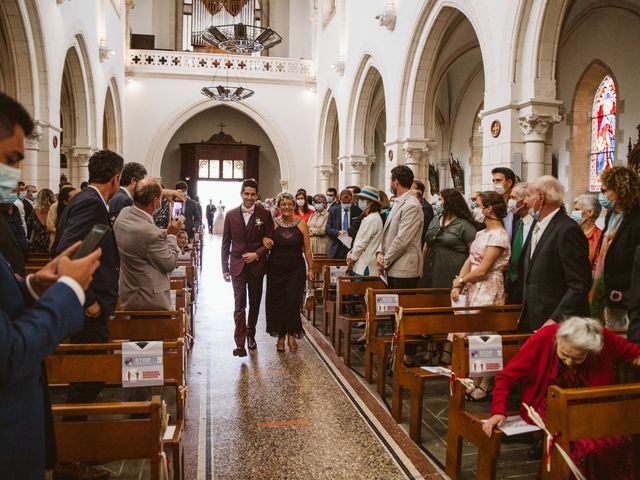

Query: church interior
left=2, top=0, right=640, bottom=479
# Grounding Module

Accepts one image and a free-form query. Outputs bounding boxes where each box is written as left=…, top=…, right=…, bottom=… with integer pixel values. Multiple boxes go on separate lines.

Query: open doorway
left=198, top=180, right=243, bottom=233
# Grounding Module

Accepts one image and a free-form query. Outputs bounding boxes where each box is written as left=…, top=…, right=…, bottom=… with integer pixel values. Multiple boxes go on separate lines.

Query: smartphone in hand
left=71, top=224, right=111, bottom=259
left=172, top=201, right=184, bottom=220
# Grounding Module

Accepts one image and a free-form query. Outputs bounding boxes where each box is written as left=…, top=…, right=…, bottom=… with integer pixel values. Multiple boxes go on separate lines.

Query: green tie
left=509, top=220, right=524, bottom=282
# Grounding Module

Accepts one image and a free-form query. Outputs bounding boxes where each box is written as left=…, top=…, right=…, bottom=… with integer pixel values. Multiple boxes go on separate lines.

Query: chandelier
left=201, top=85, right=254, bottom=102
left=202, top=23, right=282, bottom=54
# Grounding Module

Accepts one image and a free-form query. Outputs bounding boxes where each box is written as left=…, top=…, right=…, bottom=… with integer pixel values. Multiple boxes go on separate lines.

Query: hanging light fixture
left=198, top=0, right=282, bottom=54
left=201, top=85, right=254, bottom=102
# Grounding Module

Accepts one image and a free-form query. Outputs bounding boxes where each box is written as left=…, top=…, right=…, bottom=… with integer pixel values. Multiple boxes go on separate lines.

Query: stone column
left=348, top=155, right=369, bottom=187
left=22, top=124, right=42, bottom=186
left=71, top=147, right=93, bottom=185
left=279, top=179, right=289, bottom=192
left=316, top=165, right=335, bottom=193
left=518, top=114, right=562, bottom=181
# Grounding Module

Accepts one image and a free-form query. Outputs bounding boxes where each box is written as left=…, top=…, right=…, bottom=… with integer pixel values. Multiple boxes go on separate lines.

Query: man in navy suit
left=176, top=181, right=202, bottom=240
left=326, top=189, right=362, bottom=258
left=108, top=161, right=147, bottom=223
left=519, top=176, right=592, bottom=332
left=55, top=150, right=123, bottom=406
left=0, top=92, right=102, bottom=480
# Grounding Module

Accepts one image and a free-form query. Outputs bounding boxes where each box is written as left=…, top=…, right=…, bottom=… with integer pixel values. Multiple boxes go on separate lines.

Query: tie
left=342, top=209, right=349, bottom=230
left=530, top=224, right=541, bottom=258
left=508, top=220, right=524, bottom=282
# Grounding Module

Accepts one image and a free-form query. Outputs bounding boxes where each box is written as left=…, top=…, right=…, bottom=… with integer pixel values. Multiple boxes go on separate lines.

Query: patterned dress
left=465, top=227, right=511, bottom=307
left=28, top=209, right=50, bottom=254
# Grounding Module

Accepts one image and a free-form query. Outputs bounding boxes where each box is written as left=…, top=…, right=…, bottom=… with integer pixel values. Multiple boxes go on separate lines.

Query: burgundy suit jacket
left=221, top=204, right=274, bottom=277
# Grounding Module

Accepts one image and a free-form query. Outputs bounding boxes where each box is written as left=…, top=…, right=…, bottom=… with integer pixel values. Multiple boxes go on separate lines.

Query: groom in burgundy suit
left=221, top=179, right=274, bottom=357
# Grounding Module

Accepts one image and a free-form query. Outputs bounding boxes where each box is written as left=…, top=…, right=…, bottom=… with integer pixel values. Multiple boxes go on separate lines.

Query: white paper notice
left=468, top=335, right=503, bottom=378
left=338, top=231, right=352, bottom=249
left=420, top=366, right=452, bottom=375
left=329, top=266, right=348, bottom=284
left=122, top=341, right=164, bottom=388
left=451, top=294, right=467, bottom=314
left=490, top=415, right=541, bottom=436
left=375, top=294, right=399, bottom=315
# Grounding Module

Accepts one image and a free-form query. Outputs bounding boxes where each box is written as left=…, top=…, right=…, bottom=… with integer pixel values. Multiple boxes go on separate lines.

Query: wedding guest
left=591, top=167, right=640, bottom=328
left=347, top=187, right=384, bottom=276
left=571, top=193, right=602, bottom=269
left=308, top=193, right=329, bottom=255
left=505, top=182, right=533, bottom=304
left=451, top=191, right=511, bottom=400
left=294, top=188, right=314, bottom=222
left=28, top=188, right=55, bottom=254
left=483, top=317, right=640, bottom=477
left=264, top=192, right=314, bottom=352
left=47, top=184, right=78, bottom=253
left=326, top=189, right=361, bottom=258
left=108, top=161, right=147, bottom=222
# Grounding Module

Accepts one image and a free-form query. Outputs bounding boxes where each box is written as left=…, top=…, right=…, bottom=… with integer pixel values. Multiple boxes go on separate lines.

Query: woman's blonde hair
left=556, top=317, right=603, bottom=353
left=276, top=191, right=295, bottom=207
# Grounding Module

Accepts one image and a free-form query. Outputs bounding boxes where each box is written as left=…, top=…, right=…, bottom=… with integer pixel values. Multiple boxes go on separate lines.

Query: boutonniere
left=255, top=218, right=263, bottom=229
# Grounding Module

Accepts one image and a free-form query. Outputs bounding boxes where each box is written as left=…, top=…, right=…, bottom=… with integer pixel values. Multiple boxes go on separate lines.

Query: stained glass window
left=589, top=75, right=616, bottom=191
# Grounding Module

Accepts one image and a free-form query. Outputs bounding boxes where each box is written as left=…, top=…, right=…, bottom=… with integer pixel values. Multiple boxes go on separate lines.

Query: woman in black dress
left=264, top=192, right=314, bottom=352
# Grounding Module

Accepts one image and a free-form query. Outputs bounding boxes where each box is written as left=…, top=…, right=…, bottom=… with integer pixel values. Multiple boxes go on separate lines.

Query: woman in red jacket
left=483, top=317, right=640, bottom=478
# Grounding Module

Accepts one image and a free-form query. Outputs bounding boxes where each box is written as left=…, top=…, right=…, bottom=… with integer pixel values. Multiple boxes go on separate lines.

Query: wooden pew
left=542, top=382, right=640, bottom=479
left=392, top=305, right=522, bottom=443
left=53, top=395, right=164, bottom=480
left=320, top=263, right=348, bottom=336
left=334, top=276, right=386, bottom=366
left=47, top=339, right=186, bottom=480
left=109, top=309, right=186, bottom=342
left=445, top=332, right=532, bottom=479
left=306, top=259, right=347, bottom=329
left=363, top=288, right=451, bottom=400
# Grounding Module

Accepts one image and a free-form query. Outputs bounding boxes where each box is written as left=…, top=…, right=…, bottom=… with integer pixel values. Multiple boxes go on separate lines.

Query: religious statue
left=628, top=124, right=640, bottom=177
left=449, top=154, right=465, bottom=193
left=428, top=163, right=439, bottom=195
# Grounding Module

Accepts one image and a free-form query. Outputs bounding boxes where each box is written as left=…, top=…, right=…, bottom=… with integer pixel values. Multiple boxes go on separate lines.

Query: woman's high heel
left=287, top=335, right=298, bottom=352
left=276, top=337, right=285, bottom=352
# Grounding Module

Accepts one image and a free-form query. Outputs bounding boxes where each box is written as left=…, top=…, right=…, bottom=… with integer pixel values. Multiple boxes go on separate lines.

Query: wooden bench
left=392, top=305, right=522, bottom=443
left=334, top=276, right=386, bottom=366
left=363, top=288, right=451, bottom=400
left=47, top=339, right=186, bottom=480
left=109, top=309, right=186, bottom=343
left=319, top=264, right=347, bottom=335
left=52, top=395, right=164, bottom=480
left=542, top=382, right=640, bottom=479
left=445, top=332, right=532, bottom=479
left=305, top=257, right=345, bottom=326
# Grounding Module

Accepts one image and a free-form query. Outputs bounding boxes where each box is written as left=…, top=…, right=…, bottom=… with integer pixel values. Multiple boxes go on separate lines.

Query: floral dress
left=465, top=227, right=510, bottom=306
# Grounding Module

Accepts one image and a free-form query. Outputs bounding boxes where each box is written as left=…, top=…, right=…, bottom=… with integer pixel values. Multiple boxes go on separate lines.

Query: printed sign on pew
left=122, top=341, right=164, bottom=387
left=468, top=335, right=503, bottom=378
left=375, top=294, right=399, bottom=315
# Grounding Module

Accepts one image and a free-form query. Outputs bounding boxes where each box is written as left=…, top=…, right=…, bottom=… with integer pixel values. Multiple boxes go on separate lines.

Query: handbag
left=304, top=279, right=315, bottom=311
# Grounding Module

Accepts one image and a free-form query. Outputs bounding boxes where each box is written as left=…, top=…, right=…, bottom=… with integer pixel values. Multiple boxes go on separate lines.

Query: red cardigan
left=491, top=324, right=640, bottom=422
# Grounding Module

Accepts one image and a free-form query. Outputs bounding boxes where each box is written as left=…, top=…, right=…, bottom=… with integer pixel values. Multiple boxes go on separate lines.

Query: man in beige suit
left=376, top=165, right=424, bottom=289
left=114, top=179, right=182, bottom=310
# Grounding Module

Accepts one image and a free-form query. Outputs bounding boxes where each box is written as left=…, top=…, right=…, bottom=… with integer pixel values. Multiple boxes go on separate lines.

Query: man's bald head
left=134, top=178, right=162, bottom=208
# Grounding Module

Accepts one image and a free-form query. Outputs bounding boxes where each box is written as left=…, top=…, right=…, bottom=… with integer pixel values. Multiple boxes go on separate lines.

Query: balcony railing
left=126, top=49, right=315, bottom=84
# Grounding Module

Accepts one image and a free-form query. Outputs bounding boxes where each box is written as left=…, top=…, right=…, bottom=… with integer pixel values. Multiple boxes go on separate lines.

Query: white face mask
left=507, top=198, right=517, bottom=213
left=326, top=195, right=334, bottom=203
left=0, top=163, right=22, bottom=203
left=473, top=207, right=485, bottom=223
left=296, top=199, right=306, bottom=207
left=494, top=183, right=506, bottom=195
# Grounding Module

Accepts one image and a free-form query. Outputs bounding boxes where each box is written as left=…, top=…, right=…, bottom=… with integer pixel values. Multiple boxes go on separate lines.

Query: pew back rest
left=109, top=309, right=185, bottom=341
left=336, top=276, right=386, bottom=314
left=365, top=288, right=451, bottom=321
left=321, top=264, right=348, bottom=299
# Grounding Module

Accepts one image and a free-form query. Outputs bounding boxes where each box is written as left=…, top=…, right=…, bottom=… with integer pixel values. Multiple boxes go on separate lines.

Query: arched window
left=589, top=75, right=616, bottom=191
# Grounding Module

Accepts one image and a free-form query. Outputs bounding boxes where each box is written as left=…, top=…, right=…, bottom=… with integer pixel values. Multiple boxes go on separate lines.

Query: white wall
left=129, top=0, right=175, bottom=50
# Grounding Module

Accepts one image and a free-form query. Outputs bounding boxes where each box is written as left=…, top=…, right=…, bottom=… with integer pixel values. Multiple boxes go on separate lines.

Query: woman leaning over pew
left=483, top=317, right=640, bottom=479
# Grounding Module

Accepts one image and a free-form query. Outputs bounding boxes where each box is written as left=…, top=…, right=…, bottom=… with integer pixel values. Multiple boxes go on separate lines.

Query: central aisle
left=184, top=235, right=411, bottom=479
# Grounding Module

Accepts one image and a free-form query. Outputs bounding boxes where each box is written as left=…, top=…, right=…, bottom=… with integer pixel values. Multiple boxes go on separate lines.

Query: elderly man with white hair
left=518, top=175, right=592, bottom=333
left=483, top=316, right=640, bottom=477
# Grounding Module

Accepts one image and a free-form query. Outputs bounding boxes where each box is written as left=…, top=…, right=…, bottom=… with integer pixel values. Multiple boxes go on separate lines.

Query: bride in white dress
left=212, top=201, right=225, bottom=234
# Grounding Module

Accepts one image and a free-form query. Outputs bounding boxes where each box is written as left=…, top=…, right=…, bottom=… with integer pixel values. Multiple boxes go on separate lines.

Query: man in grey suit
left=114, top=179, right=182, bottom=310
left=376, top=165, right=424, bottom=289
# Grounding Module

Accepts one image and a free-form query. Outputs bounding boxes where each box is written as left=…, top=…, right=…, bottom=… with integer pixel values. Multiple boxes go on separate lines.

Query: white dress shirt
left=242, top=206, right=254, bottom=225
left=530, top=208, right=560, bottom=258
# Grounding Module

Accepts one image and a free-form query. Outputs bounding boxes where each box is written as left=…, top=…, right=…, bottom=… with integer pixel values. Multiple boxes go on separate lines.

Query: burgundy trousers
left=231, top=268, right=264, bottom=347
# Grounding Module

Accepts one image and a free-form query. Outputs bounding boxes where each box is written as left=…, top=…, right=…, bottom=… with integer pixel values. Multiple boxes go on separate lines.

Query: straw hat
left=355, top=186, right=382, bottom=204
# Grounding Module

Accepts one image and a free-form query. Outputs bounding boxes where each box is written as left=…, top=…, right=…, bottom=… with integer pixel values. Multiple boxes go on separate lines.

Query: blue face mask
left=18, top=191, right=27, bottom=200
left=357, top=199, right=369, bottom=211
left=341, top=202, right=351, bottom=210
left=313, top=203, right=324, bottom=211
left=0, top=163, right=21, bottom=203
left=470, top=201, right=477, bottom=210
left=434, top=201, right=443, bottom=215
left=570, top=210, right=585, bottom=225
left=529, top=208, right=540, bottom=221
left=598, top=192, right=614, bottom=210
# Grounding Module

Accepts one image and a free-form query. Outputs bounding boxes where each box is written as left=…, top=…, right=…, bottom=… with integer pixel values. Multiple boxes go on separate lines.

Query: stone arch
left=59, top=33, right=98, bottom=184
left=398, top=1, right=486, bottom=137
left=147, top=98, right=293, bottom=190
left=102, top=78, right=122, bottom=153
left=317, top=89, right=339, bottom=191
left=568, top=60, right=616, bottom=203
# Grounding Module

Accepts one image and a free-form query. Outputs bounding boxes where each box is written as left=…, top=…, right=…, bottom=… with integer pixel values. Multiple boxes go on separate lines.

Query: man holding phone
left=55, top=149, right=123, bottom=408
left=0, top=92, right=103, bottom=480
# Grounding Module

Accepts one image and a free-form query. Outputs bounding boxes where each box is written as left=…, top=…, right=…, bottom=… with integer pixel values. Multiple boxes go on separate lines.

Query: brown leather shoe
left=53, top=463, right=110, bottom=480
left=287, top=335, right=298, bottom=352
left=276, top=336, right=285, bottom=352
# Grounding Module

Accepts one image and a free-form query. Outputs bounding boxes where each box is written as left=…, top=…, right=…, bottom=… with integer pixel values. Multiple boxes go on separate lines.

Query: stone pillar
left=22, top=124, right=42, bottom=186
left=316, top=165, right=335, bottom=193
left=279, top=179, right=289, bottom=192
left=518, top=114, right=562, bottom=181
left=71, top=147, right=93, bottom=185
left=348, top=155, right=369, bottom=187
